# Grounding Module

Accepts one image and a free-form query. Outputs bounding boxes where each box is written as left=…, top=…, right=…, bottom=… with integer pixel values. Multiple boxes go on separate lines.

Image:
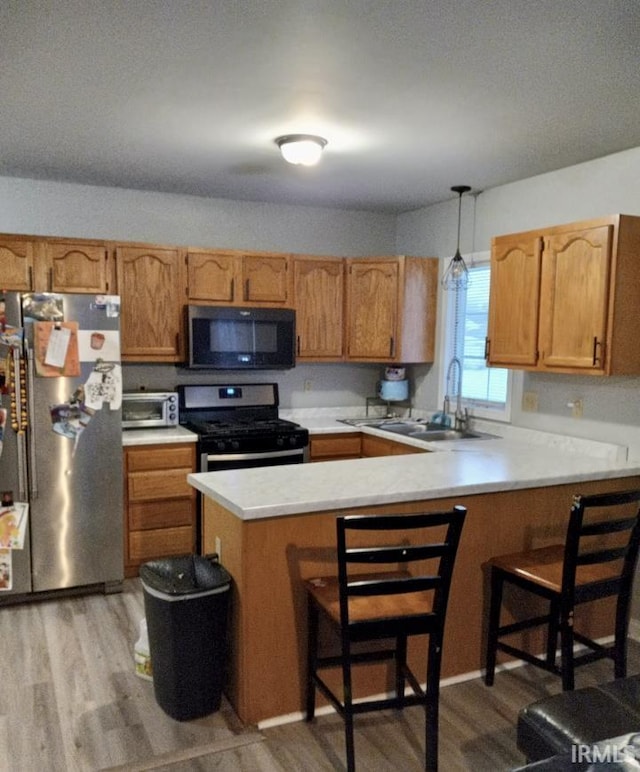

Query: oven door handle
left=204, top=448, right=303, bottom=463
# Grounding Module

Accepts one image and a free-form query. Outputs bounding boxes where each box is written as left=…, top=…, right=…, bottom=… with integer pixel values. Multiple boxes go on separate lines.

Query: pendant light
left=441, top=185, right=471, bottom=290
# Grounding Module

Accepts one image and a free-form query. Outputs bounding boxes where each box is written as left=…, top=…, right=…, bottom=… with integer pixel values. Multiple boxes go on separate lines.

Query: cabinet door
left=538, top=225, right=612, bottom=371
left=293, top=257, right=344, bottom=359
left=241, top=254, right=289, bottom=304
left=360, top=434, right=426, bottom=457
left=117, top=246, right=184, bottom=361
left=0, top=238, right=35, bottom=290
left=186, top=251, right=239, bottom=302
left=346, top=259, right=398, bottom=360
left=309, top=432, right=361, bottom=461
left=45, top=241, right=110, bottom=293
left=487, top=234, right=542, bottom=367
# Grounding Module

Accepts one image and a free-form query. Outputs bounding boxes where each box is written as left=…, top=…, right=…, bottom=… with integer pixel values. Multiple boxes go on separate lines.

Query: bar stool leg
left=306, top=598, right=318, bottom=721
left=560, top=611, right=575, bottom=691
left=546, top=599, right=560, bottom=669
left=484, top=567, right=503, bottom=686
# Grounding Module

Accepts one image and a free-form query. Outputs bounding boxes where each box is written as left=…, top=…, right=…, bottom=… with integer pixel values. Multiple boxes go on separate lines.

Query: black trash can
left=140, top=554, right=231, bottom=721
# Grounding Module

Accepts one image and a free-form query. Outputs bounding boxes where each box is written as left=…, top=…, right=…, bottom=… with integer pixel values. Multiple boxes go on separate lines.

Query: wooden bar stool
left=484, top=489, right=640, bottom=691
left=305, top=506, right=466, bottom=772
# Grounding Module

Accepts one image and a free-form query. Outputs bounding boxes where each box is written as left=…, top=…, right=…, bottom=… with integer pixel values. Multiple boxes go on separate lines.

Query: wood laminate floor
left=2, top=578, right=638, bottom=771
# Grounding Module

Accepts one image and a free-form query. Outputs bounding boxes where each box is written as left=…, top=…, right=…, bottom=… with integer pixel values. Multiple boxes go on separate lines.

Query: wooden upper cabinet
left=293, top=256, right=344, bottom=360
left=487, top=215, right=640, bottom=375
left=346, top=256, right=438, bottom=363
left=538, top=225, right=612, bottom=371
left=0, top=237, right=36, bottom=290
left=241, top=253, right=289, bottom=304
left=116, top=245, right=185, bottom=362
left=186, top=250, right=238, bottom=303
left=486, top=233, right=542, bottom=367
left=186, top=250, right=290, bottom=306
left=44, top=240, right=111, bottom=293
left=346, top=258, right=398, bottom=360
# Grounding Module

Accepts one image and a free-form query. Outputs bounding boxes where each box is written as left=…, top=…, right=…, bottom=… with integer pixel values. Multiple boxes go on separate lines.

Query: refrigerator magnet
left=34, top=321, right=80, bottom=377
left=0, top=549, right=12, bottom=592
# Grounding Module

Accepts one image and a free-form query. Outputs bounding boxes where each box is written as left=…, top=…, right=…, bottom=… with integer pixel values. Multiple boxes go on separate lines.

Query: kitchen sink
left=338, top=418, right=499, bottom=442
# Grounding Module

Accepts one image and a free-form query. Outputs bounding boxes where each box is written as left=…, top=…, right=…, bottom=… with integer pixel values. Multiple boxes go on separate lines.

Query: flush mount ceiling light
left=441, top=185, right=472, bottom=291
left=275, top=134, right=327, bottom=166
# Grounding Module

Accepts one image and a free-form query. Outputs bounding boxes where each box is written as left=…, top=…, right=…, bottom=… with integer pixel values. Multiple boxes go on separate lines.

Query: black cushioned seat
left=517, top=674, right=640, bottom=763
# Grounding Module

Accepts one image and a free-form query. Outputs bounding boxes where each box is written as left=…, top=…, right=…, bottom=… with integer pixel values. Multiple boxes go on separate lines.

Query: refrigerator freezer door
left=24, top=294, right=123, bottom=592
left=0, top=292, right=33, bottom=595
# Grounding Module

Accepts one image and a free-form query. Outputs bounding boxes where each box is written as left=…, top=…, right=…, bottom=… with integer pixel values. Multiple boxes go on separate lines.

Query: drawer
left=128, top=468, right=196, bottom=502
left=361, top=434, right=427, bottom=457
left=129, top=498, right=194, bottom=531
left=309, top=432, right=361, bottom=460
left=129, top=526, right=194, bottom=562
left=126, top=444, right=194, bottom=472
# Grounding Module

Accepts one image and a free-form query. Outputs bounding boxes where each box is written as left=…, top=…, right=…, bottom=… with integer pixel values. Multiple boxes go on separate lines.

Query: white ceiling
left=1, top=1, right=639, bottom=214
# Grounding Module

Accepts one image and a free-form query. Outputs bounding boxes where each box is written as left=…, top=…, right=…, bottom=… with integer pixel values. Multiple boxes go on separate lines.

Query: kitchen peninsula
left=188, top=420, right=640, bottom=726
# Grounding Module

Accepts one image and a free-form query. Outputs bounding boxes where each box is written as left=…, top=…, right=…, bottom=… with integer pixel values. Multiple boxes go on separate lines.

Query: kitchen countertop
left=122, top=426, right=198, bottom=446
left=188, top=411, right=640, bottom=521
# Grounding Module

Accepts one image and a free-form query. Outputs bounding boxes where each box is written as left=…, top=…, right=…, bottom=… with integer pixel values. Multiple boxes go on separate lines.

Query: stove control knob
left=231, top=440, right=240, bottom=451
left=289, top=436, right=299, bottom=447
left=276, top=437, right=284, bottom=447
left=216, top=440, right=226, bottom=451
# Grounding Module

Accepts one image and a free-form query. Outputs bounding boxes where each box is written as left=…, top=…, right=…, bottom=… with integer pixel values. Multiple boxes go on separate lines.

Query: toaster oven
left=122, top=391, right=179, bottom=429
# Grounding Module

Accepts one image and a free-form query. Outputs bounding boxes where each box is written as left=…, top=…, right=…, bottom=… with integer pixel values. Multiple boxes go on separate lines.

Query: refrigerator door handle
left=12, top=347, right=29, bottom=501
left=26, top=346, right=39, bottom=500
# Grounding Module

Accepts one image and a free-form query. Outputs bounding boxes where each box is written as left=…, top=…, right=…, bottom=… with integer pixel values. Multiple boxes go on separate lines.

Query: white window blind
left=442, top=256, right=511, bottom=420
left=460, top=265, right=508, bottom=406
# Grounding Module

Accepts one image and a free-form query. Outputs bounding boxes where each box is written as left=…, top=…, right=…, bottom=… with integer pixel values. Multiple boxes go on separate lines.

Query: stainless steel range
left=178, top=383, right=309, bottom=472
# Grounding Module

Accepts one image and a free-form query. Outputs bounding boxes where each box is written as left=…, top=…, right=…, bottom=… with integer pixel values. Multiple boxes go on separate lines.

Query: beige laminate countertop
left=122, top=426, right=198, bottom=446
left=188, top=412, right=640, bottom=521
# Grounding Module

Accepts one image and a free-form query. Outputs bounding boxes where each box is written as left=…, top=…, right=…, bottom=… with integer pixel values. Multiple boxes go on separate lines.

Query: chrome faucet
left=445, top=356, right=469, bottom=432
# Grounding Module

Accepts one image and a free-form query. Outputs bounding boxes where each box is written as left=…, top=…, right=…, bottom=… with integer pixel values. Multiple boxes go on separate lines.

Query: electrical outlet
left=571, top=399, right=583, bottom=418
left=304, top=379, right=313, bottom=392
left=522, top=391, right=538, bottom=412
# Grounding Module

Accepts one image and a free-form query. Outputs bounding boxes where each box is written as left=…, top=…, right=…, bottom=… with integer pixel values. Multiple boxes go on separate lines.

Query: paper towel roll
left=378, top=379, right=409, bottom=401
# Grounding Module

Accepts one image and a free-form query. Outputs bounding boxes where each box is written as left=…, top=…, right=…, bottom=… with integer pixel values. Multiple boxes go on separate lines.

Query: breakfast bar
left=188, top=422, right=640, bottom=726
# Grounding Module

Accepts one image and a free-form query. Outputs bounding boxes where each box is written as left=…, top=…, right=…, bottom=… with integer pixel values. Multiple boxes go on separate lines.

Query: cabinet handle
left=389, top=337, right=395, bottom=357
left=28, top=265, right=33, bottom=289
left=245, top=279, right=249, bottom=300
left=230, top=278, right=234, bottom=299
left=592, top=337, right=603, bottom=366
left=297, top=335, right=301, bottom=355
left=484, top=337, right=490, bottom=359
left=48, top=267, right=53, bottom=291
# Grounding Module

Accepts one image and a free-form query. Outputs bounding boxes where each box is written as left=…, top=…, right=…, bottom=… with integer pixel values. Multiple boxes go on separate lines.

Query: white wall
left=0, top=176, right=396, bottom=255
left=2, top=148, right=639, bottom=436
left=0, top=175, right=400, bottom=407
left=397, top=147, right=640, bottom=460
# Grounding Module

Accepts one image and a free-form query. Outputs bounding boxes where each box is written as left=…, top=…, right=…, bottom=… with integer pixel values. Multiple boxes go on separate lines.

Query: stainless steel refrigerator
left=0, top=292, right=123, bottom=600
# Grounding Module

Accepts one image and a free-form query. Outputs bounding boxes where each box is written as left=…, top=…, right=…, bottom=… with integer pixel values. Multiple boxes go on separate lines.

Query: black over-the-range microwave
left=187, top=305, right=296, bottom=369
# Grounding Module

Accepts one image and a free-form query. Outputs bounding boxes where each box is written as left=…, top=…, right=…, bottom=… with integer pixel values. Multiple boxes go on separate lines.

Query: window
left=441, top=252, right=511, bottom=422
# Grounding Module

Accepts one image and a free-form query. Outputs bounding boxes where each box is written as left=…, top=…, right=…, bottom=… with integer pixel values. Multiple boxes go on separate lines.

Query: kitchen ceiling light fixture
left=275, top=134, right=327, bottom=166
left=441, top=185, right=472, bottom=290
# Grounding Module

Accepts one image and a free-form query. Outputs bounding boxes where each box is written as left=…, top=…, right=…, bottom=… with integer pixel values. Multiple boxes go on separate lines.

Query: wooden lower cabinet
left=124, top=442, right=197, bottom=578
left=309, top=432, right=427, bottom=461
left=309, top=432, right=361, bottom=461
left=361, top=434, right=427, bottom=457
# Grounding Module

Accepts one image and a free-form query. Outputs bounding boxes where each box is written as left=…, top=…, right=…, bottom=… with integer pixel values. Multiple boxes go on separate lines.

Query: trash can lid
left=140, top=555, right=231, bottom=596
